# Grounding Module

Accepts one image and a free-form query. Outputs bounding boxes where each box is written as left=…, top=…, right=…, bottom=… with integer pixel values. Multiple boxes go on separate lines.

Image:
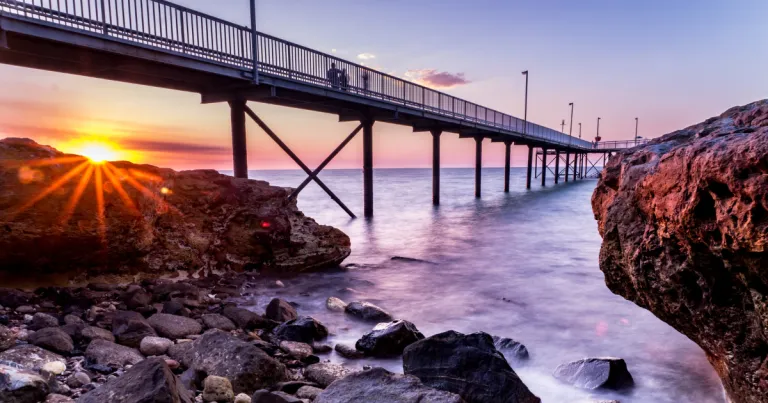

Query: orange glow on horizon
left=56, top=137, right=134, bottom=164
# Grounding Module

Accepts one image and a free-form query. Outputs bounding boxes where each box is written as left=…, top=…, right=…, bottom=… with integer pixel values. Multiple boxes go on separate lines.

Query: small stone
left=201, top=314, right=236, bottom=331
left=203, top=375, right=234, bottom=402
left=42, top=361, right=67, bottom=375
left=234, top=393, right=252, bottom=403
left=325, top=297, right=347, bottom=312
left=23, top=314, right=33, bottom=323
left=45, top=394, right=75, bottom=403
left=335, top=343, right=364, bottom=359
left=312, top=343, right=332, bottom=354
left=304, top=362, right=352, bottom=387
left=81, top=326, right=115, bottom=342
left=275, top=280, right=285, bottom=288
left=29, top=312, right=59, bottom=330
left=148, top=313, right=203, bottom=339
left=251, top=389, right=300, bottom=403
left=16, top=305, right=36, bottom=314
left=0, top=325, right=16, bottom=351
left=295, top=385, right=323, bottom=400
left=265, top=298, right=298, bottom=322
left=279, top=340, right=313, bottom=360
left=140, top=336, right=174, bottom=356
left=66, top=371, right=91, bottom=388
left=273, top=316, right=328, bottom=344
left=28, top=327, right=74, bottom=355
left=63, top=314, right=84, bottom=326
left=344, top=301, right=392, bottom=322
left=553, top=357, right=634, bottom=390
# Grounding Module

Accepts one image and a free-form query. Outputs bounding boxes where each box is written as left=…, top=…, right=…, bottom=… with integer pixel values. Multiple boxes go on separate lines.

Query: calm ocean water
left=225, top=167, right=725, bottom=403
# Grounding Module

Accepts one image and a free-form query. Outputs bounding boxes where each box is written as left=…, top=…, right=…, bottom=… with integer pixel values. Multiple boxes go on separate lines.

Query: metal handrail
left=592, top=139, right=648, bottom=150
left=0, top=0, right=596, bottom=149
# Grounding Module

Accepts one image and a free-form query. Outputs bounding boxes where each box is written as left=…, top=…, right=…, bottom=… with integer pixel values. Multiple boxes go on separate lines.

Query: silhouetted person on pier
left=327, top=63, right=340, bottom=89
left=341, top=68, right=349, bottom=91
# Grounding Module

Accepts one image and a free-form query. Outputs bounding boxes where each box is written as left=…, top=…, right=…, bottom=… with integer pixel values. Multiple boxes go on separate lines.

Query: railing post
left=249, top=0, right=258, bottom=83
left=100, top=0, right=108, bottom=35
left=179, top=9, right=186, bottom=53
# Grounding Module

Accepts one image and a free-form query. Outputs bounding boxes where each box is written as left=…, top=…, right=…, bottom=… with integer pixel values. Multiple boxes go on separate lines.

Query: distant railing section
left=1, top=0, right=597, bottom=149
left=593, top=139, right=648, bottom=150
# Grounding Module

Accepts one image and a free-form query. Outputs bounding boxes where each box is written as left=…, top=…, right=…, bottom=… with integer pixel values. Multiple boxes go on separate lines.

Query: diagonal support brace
left=243, top=105, right=357, bottom=218
left=0, top=20, right=8, bottom=49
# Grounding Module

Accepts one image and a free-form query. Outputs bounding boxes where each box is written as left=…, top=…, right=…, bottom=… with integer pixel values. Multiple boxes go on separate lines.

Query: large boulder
left=169, top=330, right=287, bottom=394
left=84, top=339, right=144, bottom=369
left=314, top=367, right=465, bottom=403
left=111, top=310, right=157, bottom=348
left=0, top=138, right=350, bottom=276
left=0, top=363, right=49, bottom=403
left=403, top=331, right=540, bottom=403
left=78, top=357, right=193, bottom=403
left=355, top=320, right=424, bottom=357
left=553, top=357, right=634, bottom=390
left=0, top=344, right=66, bottom=372
left=592, top=100, right=768, bottom=403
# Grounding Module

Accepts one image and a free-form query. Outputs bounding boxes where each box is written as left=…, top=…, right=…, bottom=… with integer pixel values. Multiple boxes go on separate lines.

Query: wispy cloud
left=404, top=69, right=471, bottom=89
left=357, top=53, right=376, bottom=60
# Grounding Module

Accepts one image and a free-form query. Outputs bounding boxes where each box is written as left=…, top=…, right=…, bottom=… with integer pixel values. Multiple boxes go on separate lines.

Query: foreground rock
left=304, top=362, right=352, bottom=387
left=273, top=317, right=328, bottom=344
left=592, top=100, right=768, bottom=403
left=403, top=331, right=540, bottom=403
left=84, top=339, right=144, bottom=369
left=148, top=313, right=203, bottom=339
left=0, top=137, right=350, bottom=275
left=79, top=357, right=193, bottom=403
left=492, top=336, right=530, bottom=363
left=111, top=310, right=157, bottom=348
left=265, top=298, right=298, bottom=322
left=0, top=344, right=66, bottom=372
left=355, top=320, right=424, bottom=357
left=344, top=301, right=393, bottom=322
left=170, top=330, right=287, bottom=394
left=0, top=363, right=49, bottom=403
left=315, top=367, right=464, bottom=403
left=553, top=358, right=634, bottom=390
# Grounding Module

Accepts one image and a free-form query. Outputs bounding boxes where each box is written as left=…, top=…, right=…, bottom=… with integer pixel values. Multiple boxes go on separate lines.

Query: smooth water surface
left=228, top=167, right=724, bottom=403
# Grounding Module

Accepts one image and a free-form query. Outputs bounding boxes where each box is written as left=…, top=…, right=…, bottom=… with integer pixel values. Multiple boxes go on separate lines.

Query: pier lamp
left=522, top=70, right=529, bottom=135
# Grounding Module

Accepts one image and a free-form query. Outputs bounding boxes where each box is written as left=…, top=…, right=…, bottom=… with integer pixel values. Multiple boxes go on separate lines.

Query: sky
left=1, top=0, right=767, bottom=170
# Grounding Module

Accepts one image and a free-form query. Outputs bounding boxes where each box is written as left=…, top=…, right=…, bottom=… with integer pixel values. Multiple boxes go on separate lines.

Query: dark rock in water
left=355, top=320, right=424, bottom=357
left=0, top=363, right=50, bottom=403
left=315, top=367, right=464, bottom=403
left=0, top=288, right=34, bottom=309
left=273, top=380, right=321, bottom=394
left=492, top=336, right=530, bottom=362
left=344, top=301, right=393, bottom=322
left=553, top=357, right=634, bottom=390
left=78, top=357, right=193, bottom=403
left=391, top=256, right=437, bottom=265
left=84, top=339, right=144, bottom=368
left=222, top=306, right=273, bottom=330
left=312, top=343, right=333, bottom=354
left=265, top=298, right=298, bottom=322
left=304, top=362, right=352, bottom=387
left=335, top=343, right=364, bottom=359
left=251, top=389, right=302, bottom=403
left=403, top=330, right=540, bottom=403
left=273, top=316, right=328, bottom=344
left=148, top=313, right=203, bottom=339
left=111, top=310, right=157, bottom=348
left=279, top=340, right=314, bottom=360
left=28, top=327, right=74, bottom=355
left=0, top=344, right=66, bottom=372
left=169, top=329, right=287, bottom=395
left=591, top=100, right=768, bottom=403
left=152, top=282, right=201, bottom=302
left=28, top=312, right=59, bottom=330
left=162, top=300, right=190, bottom=316
left=201, top=313, right=236, bottom=331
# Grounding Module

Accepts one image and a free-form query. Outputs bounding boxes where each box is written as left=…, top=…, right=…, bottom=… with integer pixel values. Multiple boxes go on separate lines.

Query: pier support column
left=229, top=99, right=248, bottom=179
left=526, top=145, right=533, bottom=189
left=475, top=136, right=483, bottom=198
left=554, top=150, right=560, bottom=184
left=580, top=154, right=585, bottom=178
left=363, top=118, right=374, bottom=217
left=565, top=152, right=570, bottom=182
left=431, top=129, right=441, bottom=205
left=541, top=148, right=547, bottom=186
left=504, top=141, right=512, bottom=193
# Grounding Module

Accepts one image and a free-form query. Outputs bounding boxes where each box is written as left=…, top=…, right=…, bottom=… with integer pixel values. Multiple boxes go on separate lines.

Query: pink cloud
left=404, top=69, right=471, bottom=89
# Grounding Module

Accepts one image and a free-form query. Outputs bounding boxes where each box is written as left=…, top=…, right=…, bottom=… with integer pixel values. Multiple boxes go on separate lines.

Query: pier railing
left=593, top=139, right=648, bottom=150
left=1, top=0, right=596, bottom=149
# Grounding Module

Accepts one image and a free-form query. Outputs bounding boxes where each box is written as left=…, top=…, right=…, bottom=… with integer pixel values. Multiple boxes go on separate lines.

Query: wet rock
left=344, top=301, right=392, bottom=322
left=153, top=281, right=202, bottom=302
left=553, top=358, right=634, bottom=390
left=65, top=371, right=90, bottom=388
left=16, top=305, right=36, bottom=314
left=78, top=357, right=193, bottom=403
left=273, top=381, right=319, bottom=394
left=45, top=394, right=75, bottom=403
left=0, top=138, right=351, bottom=275
left=111, top=310, right=157, bottom=348
left=304, top=362, right=352, bottom=387
left=179, top=368, right=207, bottom=392
left=29, top=312, right=59, bottom=330
left=63, top=314, right=84, bottom=326
left=295, top=385, right=323, bottom=400
left=169, top=329, right=287, bottom=394
left=148, top=313, right=203, bottom=339
left=279, top=340, right=313, bottom=360
left=222, top=306, right=272, bottom=330
left=28, top=327, right=74, bottom=355
left=162, top=300, right=191, bottom=317
left=84, top=339, right=144, bottom=368
left=335, top=343, right=364, bottom=359
left=312, top=343, right=332, bottom=354
left=492, top=336, right=530, bottom=362
left=403, top=330, right=540, bottom=403
left=203, top=375, right=234, bottom=402
left=250, top=390, right=301, bottom=403
left=140, top=336, right=174, bottom=356
left=0, top=344, right=66, bottom=372
left=121, top=285, right=152, bottom=310
left=265, top=298, right=298, bottom=322
left=355, top=320, right=424, bottom=357
left=0, top=363, right=49, bottom=403
left=591, top=99, right=768, bottom=403
left=314, top=367, right=464, bottom=403
left=80, top=325, right=115, bottom=343
left=234, top=393, right=252, bottom=403
left=201, top=314, right=236, bottom=331
left=325, top=297, right=347, bottom=312
left=0, top=325, right=16, bottom=351
left=273, top=316, right=328, bottom=344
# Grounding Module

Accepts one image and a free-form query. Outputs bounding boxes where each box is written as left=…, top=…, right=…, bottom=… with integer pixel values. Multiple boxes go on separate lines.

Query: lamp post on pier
left=521, top=70, right=529, bottom=135
left=578, top=122, right=582, bottom=139
left=635, top=117, right=639, bottom=141
left=569, top=103, right=574, bottom=138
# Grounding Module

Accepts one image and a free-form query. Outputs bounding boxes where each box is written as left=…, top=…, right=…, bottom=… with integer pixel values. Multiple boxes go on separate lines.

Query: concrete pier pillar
left=554, top=150, right=560, bottom=184
left=565, top=152, right=570, bottom=182
left=229, top=99, right=248, bottom=179
left=363, top=119, right=374, bottom=217
left=431, top=129, right=441, bottom=205
left=475, top=136, right=483, bottom=198
left=526, top=145, right=533, bottom=189
left=541, top=148, right=547, bottom=186
left=504, top=141, right=512, bottom=193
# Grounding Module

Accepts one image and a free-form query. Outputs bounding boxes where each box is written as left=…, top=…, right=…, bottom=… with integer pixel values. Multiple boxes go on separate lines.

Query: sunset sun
left=75, top=142, right=119, bottom=164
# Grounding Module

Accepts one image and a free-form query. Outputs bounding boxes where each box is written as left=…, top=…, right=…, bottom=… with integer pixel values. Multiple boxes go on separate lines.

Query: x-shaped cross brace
left=585, top=154, right=605, bottom=178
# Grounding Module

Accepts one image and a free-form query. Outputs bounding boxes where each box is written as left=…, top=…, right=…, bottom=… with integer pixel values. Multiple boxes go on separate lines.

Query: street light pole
left=597, top=117, right=601, bottom=141
left=578, top=122, right=582, bottom=139
left=522, top=71, right=528, bottom=135
left=568, top=102, right=574, bottom=137
left=635, top=117, right=639, bottom=140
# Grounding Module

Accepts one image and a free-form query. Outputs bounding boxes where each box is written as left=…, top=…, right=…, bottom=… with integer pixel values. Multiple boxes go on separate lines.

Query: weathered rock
left=325, top=297, right=347, bottom=312
left=553, top=358, right=634, bottom=390
left=148, top=313, right=203, bottom=339
left=162, top=300, right=191, bottom=317
left=111, top=310, right=157, bottom=348
left=201, top=314, right=237, bottom=331
left=222, top=306, right=272, bottom=330
left=0, top=363, right=49, bottom=403
left=250, top=389, right=301, bottom=403
left=0, top=138, right=350, bottom=275
left=356, top=320, right=424, bottom=357
left=273, top=316, right=328, bottom=344
left=344, top=301, right=392, bottom=322
left=45, top=394, right=75, bottom=403
left=0, top=344, right=66, bottom=372
left=234, top=393, right=252, bottom=403
left=84, top=339, right=144, bottom=368
left=334, top=343, right=364, bottom=359
left=78, top=357, right=193, bottom=403
left=492, top=336, right=530, bottom=362
left=312, top=343, right=332, bottom=354
left=591, top=100, right=768, bottom=403
left=121, top=285, right=152, bottom=310
left=179, top=367, right=206, bottom=392
left=279, top=340, right=313, bottom=360
left=0, top=288, right=33, bottom=309
left=403, top=330, right=540, bottom=403
left=29, top=312, right=59, bottom=330
left=28, top=327, right=74, bottom=355
left=63, top=314, right=84, bottom=326
left=169, top=330, right=287, bottom=394
left=295, top=385, right=323, bottom=400
left=315, top=367, right=465, bottom=403
left=65, top=371, right=91, bottom=388
left=203, top=375, right=235, bottom=402
left=81, top=326, right=115, bottom=343
left=140, top=336, right=174, bottom=356
left=304, top=362, right=352, bottom=387
left=265, top=298, right=298, bottom=322
left=41, top=361, right=66, bottom=375
left=0, top=325, right=16, bottom=351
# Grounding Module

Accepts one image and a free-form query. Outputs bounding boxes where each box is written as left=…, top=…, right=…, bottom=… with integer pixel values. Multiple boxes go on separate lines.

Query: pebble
left=16, top=305, right=36, bottom=314
left=66, top=371, right=91, bottom=388
left=234, top=393, right=252, bottom=403
left=202, top=375, right=234, bottom=402
left=42, top=361, right=67, bottom=375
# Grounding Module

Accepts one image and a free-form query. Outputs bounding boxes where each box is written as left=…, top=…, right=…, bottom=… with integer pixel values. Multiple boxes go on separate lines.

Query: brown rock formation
left=0, top=138, right=350, bottom=277
left=592, top=100, right=768, bottom=402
